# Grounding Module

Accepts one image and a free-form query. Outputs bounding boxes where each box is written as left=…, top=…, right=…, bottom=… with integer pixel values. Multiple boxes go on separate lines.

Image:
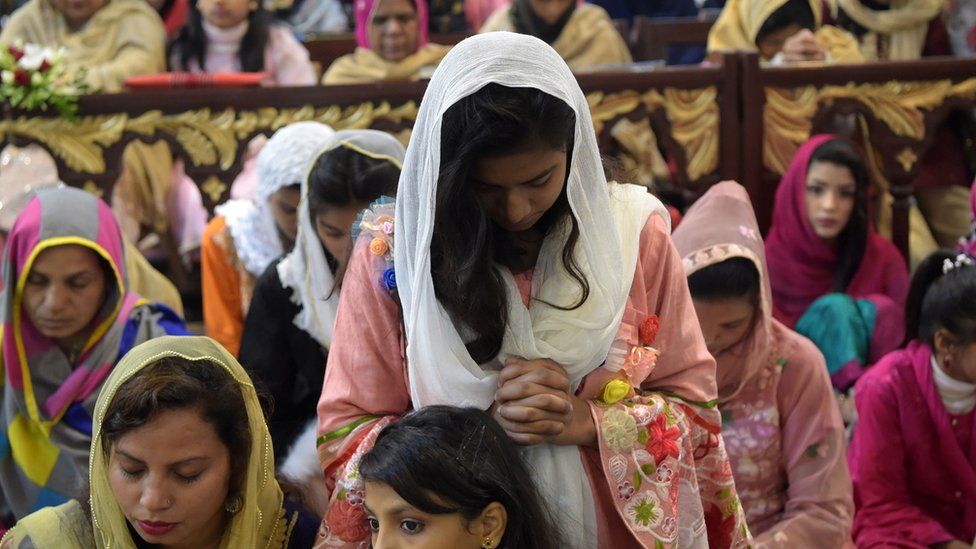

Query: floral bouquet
left=0, top=42, right=87, bottom=119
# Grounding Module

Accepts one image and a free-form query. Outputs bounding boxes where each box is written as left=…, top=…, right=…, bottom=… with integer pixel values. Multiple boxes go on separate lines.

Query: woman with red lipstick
left=765, top=135, right=909, bottom=395
left=1, top=336, right=318, bottom=548
left=0, top=187, right=188, bottom=525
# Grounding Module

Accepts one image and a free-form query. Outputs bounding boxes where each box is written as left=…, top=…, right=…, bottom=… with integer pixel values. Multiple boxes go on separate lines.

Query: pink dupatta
left=764, top=134, right=909, bottom=328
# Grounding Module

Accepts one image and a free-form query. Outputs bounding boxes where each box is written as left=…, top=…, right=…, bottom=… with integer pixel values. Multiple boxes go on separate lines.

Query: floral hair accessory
left=943, top=253, right=975, bottom=275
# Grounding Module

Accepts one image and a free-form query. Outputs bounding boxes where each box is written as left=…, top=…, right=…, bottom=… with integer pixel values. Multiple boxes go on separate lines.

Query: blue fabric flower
left=383, top=268, right=397, bottom=291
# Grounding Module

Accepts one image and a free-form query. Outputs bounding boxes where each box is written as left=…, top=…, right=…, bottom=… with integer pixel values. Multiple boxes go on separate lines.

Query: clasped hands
left=490, top=358, right=597, bottom=448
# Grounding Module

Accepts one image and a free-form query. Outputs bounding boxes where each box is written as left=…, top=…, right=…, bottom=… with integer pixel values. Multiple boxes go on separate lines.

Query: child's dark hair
left=755, top=0, right=816, bottom=47
left=306, top=144, right=401, bottom=282
left=433, top=83, right=583, bottom=363
left=808, top=138, right=870, bottom=293
left=687, top=257, right=761, bottom=304
left=169, top=0, right=271, bottom=73
left=101, top=356, right=251, bottom=506
left=905, top=250, right=976, bottom=346
left=359, top=406, right=561, bottom=549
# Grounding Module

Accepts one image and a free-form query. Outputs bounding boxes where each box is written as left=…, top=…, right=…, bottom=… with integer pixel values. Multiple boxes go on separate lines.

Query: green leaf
left=637, top=427, right=649, bottom=445
left=633, top=470, right=642, bottom=491
left=640, top=463, right=656, bottom=477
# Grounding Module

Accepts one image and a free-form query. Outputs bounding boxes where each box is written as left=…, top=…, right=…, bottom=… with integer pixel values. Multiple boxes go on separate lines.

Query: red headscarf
left=764, top=134, right=909, bottom=327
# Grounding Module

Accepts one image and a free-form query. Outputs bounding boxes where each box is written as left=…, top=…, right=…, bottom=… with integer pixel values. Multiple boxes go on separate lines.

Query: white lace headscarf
left=278, top=130, right=405, bottom=348
left=216, top=122, right=335, bottom=277
left=394, top=32, right=664, bottom=546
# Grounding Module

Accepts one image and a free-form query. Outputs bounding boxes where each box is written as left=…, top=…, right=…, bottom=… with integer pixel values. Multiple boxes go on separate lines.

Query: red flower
left=325, top=497, right=370, bottom=542
left=13, top=70, right=29, bottom=87
left=704, top=504, right=734, bottom=548
left=7, top=46, right=23, bottom=61
left=645, top=414, right=681, bottom=464
left=37, top=60, right=51, bottom=73
left=639, top=315, right=660, bottom=346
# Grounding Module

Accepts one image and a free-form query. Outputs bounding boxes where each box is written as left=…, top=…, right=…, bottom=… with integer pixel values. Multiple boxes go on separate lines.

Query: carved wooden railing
left=0, top=55, right=739, bottom=216
left=740, top=53, right=976, bottom=259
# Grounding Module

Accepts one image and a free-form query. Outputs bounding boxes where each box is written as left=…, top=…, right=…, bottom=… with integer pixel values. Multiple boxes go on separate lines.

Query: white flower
left=30, top=72, right=42, bottom=86
left=17, top=43, right=55, bottom=72
left=1, top=71, right=13, bottom=85
left=601, top=408, right=638, bottom=454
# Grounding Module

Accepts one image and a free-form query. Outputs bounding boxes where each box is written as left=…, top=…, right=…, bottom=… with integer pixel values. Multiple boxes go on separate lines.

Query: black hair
left=432, top=83, right=583, bottom=364
left=359, top=406, right=561, bottom=549
left=808, top=138, right=870, bottom=293
left=687, top=257, right=761, bottom=304
left=169, top=0, right=272, bottom=73
left=102, top=356, right=251, bottom=506
left=755, top=0, right=816, bottom=47
left=905, top=250, right=976, bottom=347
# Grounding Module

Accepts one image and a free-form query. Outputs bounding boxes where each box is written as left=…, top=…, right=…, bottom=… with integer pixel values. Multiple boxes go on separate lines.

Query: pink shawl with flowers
left=764, top=134, right=909, bottom=328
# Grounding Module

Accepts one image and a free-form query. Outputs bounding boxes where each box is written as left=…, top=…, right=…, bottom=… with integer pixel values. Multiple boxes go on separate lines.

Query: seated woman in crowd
left=707, top=0, right=862, bottom=64
left=168, top=0, right=316, bottom=85
left=848, top=250, right=976, bottom=548
left=479, top=0, right=632, bottom=71
left=0, top=188, right=188, bottom=523
left=674, top=181, right=854, bottom=547
left=239, top=129, right=403, bottom=461
left=2, top=336, right=318, bottom=548
left=0, top=0, right=166, bottom=92
left=322, top=0, right=451, bottom=85
left=202, top=122, right=335, bottom=357
left=765, top=135, right=908, bottom=393
left=315, top=33, right=750, bottom=547
left=359, top=406, right=559, bottom=548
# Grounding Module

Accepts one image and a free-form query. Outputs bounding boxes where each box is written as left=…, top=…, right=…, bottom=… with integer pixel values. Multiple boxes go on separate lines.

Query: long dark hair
left=101, top=356, right=251, bottom=506
left=359, top=406, right=561, bottom=549
left=433, top=83, right=585, bottom=363
left=169, top=0, right=272, bottom=72
left=306, top=144, right=401, bottom=283
left=755, top=0, right=816, bottom=47
left=808, top=138, right=870, bottom=292
left=905, top=250, right=976, bottom=346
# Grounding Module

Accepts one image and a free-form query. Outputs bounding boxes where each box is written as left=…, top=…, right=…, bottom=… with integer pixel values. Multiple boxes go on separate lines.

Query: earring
left=225, top=495, right=243, bottom=514
left=481, top=538, right=494, bottom=549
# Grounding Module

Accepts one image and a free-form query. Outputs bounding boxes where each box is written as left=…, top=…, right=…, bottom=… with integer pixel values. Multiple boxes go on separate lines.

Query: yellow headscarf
left=87, top=336, right=290, bottom=549
left=835, top=0, right=943, bottom=60
left=707, top=0, right=822, bottom=52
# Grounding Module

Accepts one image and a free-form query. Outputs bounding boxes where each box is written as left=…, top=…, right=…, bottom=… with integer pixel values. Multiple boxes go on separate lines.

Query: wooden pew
left=0, top=54, right=739, bottom=215
left=739, top=52, right=976, bottom=260
left=629, top=14, right=717, bottom=63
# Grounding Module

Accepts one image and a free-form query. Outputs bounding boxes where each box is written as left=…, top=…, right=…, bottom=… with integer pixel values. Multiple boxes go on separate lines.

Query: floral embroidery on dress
left=593, top=392, right=753, bottom=547
left=316, top=417, right=393, bottom=547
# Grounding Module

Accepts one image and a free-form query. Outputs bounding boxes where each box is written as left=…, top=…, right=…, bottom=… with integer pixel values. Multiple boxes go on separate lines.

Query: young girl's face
left=315, top=202, right=368, bottom=272
left=936, top=329, right=976, bottom=384
left=470, top=144, right=567, bottom=235
left=197, top=0, right=255, bottom=29
left=691, top=296, right=757, bottom=357
left=269, top=187, right=301, bottom=246
left=804, top=160, right=857, bottom=243
left=757, top=23, right=803, bottom=59
left=364, top=482, right=487, bottom=549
